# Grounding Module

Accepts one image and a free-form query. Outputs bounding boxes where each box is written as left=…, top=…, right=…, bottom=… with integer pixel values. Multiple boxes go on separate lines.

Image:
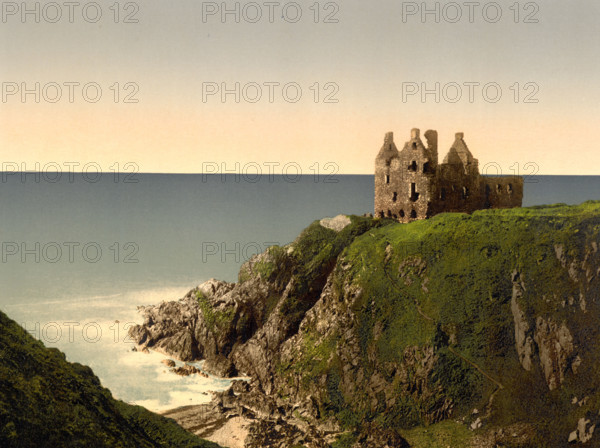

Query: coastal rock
left=161, top=358, right=176, bottom=368
left=129, top=298, right=200, bottom=361
left=245, top=419, right=329, bottom=448
left=319, top=214, right=351, bottom=232
left=170, top=364, right=208, bottom=377
left=203, top=354, right=235, bottom=377
left=128, top=272, right=276, bottom=369
left=511, top=270, right=534, bottom=371
left=163, top=382, right=336, bottom=448
left=533, top=316, right=574, bottom=390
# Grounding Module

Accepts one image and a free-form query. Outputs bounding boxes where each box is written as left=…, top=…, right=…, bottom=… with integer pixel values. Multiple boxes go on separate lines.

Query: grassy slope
left=287, top=202, right=600, bottom=447
left=0, top=309, right=222, bottom=448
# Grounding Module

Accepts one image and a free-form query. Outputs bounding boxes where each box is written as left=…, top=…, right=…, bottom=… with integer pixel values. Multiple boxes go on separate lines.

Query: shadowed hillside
left=0, top=309, right=223, bottom=448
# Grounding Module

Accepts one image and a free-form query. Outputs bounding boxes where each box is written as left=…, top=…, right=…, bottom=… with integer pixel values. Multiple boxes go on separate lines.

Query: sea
left=0, top=173, right=598, bottom=411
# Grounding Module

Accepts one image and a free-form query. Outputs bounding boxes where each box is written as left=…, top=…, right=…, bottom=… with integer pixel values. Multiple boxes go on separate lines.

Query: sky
left=1, top=0, right=599, bottom=175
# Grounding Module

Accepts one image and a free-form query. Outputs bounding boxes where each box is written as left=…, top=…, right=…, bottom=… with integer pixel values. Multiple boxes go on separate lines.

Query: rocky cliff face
left=130, top=203, right=600, bottom=447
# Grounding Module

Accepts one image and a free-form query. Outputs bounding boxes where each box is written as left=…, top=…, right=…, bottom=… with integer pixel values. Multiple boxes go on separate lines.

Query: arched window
left=410, top=209, right=417, bottom=219
left=408, top=161, right=417, bottom=172
left=379, top=211, right=384, bottom=218
left=462, top=186, right=469, bottom=199
left=392, top=192, right=397, bottom=202
left=385, top=174, right=390, bottom=184
left=507, top=184, right=513, bottom=194
left=387, top=210, right=392, bottom=218
left=423, top=162, right=431, bottom=173
left=399, top=209, right=405, bottom=218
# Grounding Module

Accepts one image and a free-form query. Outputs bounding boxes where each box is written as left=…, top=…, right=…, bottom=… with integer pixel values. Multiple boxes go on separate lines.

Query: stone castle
left=375, top=128, right=523, bottom=222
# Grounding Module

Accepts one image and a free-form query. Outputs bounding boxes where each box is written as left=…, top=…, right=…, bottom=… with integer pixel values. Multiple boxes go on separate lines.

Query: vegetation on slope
left=275, top=201, right=600, bottom=447
left=0, top=309, right=222, bottom=448
left=279, top=216, right=395, bottom=329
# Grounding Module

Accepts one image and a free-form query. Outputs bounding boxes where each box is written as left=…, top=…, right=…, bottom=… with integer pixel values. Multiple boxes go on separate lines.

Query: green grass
left=196, top=290, right=235, bottom=331
left=0, top=309, right=223, bottom=448
left=330, top=432, right=357, bottom=448
left=400, top=420, right=473, bottom=448
left=278, top=216, right=394, bottom=330
left=253, top=245, right=288, bottom=281
left=272, top=202, right=600, bottom=444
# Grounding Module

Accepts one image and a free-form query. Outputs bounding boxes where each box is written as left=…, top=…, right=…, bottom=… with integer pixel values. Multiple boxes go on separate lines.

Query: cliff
left=0, top=309, right=223, bottom=448
left=130, top=201, right=600, bottom=447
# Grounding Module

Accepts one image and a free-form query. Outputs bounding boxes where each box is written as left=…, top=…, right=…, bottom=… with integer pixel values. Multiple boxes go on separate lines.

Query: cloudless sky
left=1, top=0, right=599, bottom=174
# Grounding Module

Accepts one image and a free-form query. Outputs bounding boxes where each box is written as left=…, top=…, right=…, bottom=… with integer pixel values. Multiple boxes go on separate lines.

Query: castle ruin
left=374, top=128, right=523, bottom=222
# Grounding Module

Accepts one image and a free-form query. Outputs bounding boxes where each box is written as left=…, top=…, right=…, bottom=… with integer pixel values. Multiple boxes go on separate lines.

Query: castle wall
left=482, top=176, right=524, bottom=209
left=374, top=129, right=523, bottom=222
left=432, top=164, right=485, bottom=214
left=375, top=158, right=405, bottom=219
left=389, top=169, right=434, bottom=221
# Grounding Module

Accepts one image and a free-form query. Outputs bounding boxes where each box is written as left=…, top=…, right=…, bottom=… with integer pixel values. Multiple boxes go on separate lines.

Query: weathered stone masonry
left=375, top=128, right=523, bottom=222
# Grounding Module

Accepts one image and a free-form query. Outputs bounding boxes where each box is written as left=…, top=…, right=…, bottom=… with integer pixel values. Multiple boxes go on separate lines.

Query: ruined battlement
left=374, top=128, right=523, bottom=222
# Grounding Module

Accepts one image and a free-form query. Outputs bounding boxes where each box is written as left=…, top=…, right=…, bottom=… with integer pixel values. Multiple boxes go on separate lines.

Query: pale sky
left=1, top=0, right=599, bottom=174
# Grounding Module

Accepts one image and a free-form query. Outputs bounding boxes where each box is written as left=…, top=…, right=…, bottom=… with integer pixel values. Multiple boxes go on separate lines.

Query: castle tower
left=442, top=132, right=479, bottom=176
left=438, top=132, right=483, bottom=213
left=394, top=128, right=438, bottom=221
left=374, top=132, right=400, bottom=218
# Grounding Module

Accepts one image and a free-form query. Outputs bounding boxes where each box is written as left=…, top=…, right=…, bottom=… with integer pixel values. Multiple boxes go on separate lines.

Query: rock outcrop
left=533, top=316, right=575, bottom=390
left=130, top=203, right=600, bottom=447
left=511, top=270, right=534, bottom=371
left=511, top=271, right=578, bottom=390
left=568, top=417, right=596, bottom=444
